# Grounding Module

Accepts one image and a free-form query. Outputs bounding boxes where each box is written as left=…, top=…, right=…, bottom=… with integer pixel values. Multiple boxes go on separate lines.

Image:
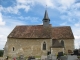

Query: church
left=4, top=10, right=74, bottom=58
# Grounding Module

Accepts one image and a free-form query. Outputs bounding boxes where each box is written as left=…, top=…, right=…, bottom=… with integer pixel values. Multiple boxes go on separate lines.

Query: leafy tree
left=0, top=50, right=4, bottom=57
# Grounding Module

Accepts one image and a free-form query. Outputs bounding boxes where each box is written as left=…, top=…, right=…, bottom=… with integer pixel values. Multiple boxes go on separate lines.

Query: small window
left=61, top=40, right=64, bottom=47
left=43, top=42, right=46, bottom=50
left=13, top=47, right=14, bottom=51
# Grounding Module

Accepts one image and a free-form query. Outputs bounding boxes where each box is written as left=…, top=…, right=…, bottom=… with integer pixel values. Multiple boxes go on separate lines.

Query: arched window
left=43, top=42, right=46, bottom=50
left=61, top=40, right=64, bottom=47
left=13, top=47, right=14, bottom=51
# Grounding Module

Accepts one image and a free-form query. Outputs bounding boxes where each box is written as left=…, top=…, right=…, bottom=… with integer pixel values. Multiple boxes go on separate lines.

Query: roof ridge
left=52, top=26, right=70, bottom=28
left=16, top=25, right=43, bottom=26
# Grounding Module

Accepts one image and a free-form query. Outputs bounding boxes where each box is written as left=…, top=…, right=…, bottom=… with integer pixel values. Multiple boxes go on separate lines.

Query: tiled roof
left=52, top=26, right=74, bottom=39
left=8, top=25, right=74, bottom=39
left=8, top=25, right=52, bottom=38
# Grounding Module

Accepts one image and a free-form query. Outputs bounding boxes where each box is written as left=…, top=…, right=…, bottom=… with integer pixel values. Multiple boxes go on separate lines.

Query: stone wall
left=58, top=39, right=74, bottom=54
left=51, top=39, right=74, bottom=55
left=4, top=38, right=52, bottom=57
left=51, top=48, right=63, bottom=55
left=4, top=38, right=74, bottom=58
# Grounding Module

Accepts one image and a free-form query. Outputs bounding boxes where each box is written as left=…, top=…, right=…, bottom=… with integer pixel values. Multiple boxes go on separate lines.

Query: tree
left=0, top=50, right=4, bottom=57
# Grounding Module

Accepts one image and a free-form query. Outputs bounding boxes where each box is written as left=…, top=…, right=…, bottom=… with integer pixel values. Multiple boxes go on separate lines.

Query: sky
left=0, top=0, right=80, bottom=50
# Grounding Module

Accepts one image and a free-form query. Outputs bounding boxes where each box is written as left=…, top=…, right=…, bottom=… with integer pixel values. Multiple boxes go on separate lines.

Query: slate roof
left=8, top=25, right=74, bottom=39
left=43, top=10, right=50, bottom=20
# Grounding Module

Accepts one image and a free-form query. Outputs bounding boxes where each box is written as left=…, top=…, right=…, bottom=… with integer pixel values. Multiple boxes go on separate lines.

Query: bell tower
left=43, top=10, right=50, bottom=26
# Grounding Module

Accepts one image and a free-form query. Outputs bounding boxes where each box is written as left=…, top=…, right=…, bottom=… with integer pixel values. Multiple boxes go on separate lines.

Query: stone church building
left=4, top=10, right=74, bottom=57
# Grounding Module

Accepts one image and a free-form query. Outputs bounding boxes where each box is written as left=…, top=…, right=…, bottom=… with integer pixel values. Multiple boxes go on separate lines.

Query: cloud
left=0, top=35, right=3, bottom=38
left=60, top=22, right=67, bottom=26
left=0, top=26, right=11, bottom=50
left=0, top=5, right=30, bottom=14
left=60, top=2, right=80, bottom=23
left=74, top=39, right=80, bottom=49
left=35, top=0, right=55, bottom=8
left=59, top=0, right=75, bottom=7
left=0, top=6, right=3, bottom=12
left=3, top=15, right=41, bottom=23
left=0, top=0, right=78, bottom=14
left=16, top=0, right=35, bottom=5
left=72, top=25, right=80, bottom=49
left=0, top=0, right=32, bottom=14
left=56, top=0, right=75, bottom=12
left=24, top=16, right=41, bottom=23
left=35, top=0, right=75, bottom=9
left=0, top=0, right=55, bottom=14
left=0, top=12, right=5, bottom=26
left=75, top=22, right=80, bottom=27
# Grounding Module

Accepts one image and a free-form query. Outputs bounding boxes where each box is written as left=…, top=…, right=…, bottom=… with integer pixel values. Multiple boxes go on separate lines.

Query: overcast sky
left=0, top=0, right=80, bottom=50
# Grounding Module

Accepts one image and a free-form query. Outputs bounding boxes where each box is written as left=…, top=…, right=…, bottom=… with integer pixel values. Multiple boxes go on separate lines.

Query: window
left=61, top=40, right=64, bottom=47
left=43, top=42, right=46, bottom=50
left=13, top=47, right=14, bottom=51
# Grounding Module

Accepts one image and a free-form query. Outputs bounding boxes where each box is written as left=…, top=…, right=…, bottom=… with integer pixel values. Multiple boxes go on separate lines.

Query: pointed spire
left=43, top=10, right=50, bottom=20
left=43, top=10, right=50, bottom=26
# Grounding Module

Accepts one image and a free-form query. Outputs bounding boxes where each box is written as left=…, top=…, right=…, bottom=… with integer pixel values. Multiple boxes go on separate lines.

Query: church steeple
left=43, top=10, right=50, bottom=26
